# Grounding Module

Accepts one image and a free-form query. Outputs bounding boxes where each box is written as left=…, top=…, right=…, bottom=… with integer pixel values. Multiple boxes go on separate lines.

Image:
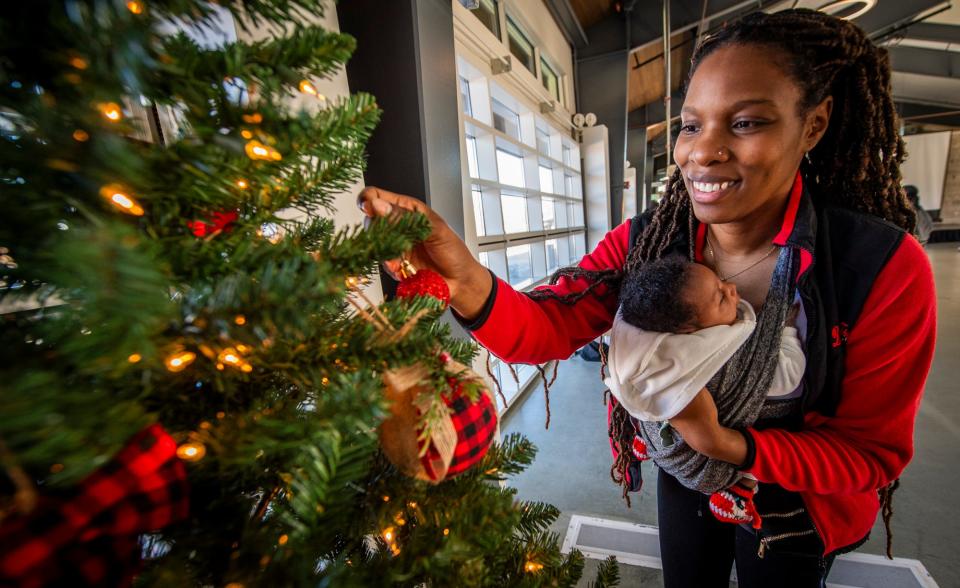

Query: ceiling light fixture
left=817, top=0, right=877, bottom=21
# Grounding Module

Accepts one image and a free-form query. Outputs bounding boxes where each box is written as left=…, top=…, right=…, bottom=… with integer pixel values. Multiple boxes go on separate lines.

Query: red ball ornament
left=395, top=260, right=450, bottom=308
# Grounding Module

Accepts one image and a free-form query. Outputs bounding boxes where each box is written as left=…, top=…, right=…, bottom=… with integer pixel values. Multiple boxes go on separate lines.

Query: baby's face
left=680, top=263, right=740, bottom=329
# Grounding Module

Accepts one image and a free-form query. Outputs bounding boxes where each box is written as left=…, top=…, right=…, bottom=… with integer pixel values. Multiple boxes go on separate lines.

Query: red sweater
left=466, top=218, right=936, bottom=556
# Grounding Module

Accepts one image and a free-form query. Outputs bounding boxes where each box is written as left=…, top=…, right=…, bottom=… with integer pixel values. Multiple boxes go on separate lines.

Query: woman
left=359, top=9, right=936, bottom=587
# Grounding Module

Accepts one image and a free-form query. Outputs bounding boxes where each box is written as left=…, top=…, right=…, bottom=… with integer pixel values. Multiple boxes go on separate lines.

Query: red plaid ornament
left=380, top=358, right=497, bottom=483
left=0, top=424, right=190, bottom=588
left=187, top=210, right=238, bottom=237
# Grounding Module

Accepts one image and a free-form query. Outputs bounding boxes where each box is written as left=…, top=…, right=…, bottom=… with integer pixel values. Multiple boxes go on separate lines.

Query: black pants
left=657, top=470, right=835, bottom=588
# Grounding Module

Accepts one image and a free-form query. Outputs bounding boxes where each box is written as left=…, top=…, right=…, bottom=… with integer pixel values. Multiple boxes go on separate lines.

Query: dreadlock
left=525, top=9, right=912, bottom=538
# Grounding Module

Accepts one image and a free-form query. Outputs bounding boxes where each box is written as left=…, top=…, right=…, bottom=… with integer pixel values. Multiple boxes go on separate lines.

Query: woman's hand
left=357, top=187, right=493, bottom=321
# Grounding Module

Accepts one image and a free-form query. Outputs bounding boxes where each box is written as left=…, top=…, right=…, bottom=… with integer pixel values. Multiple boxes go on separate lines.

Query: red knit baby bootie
left=631, top=434, right=649, bottom=461
left=709, top=483, right=762, bottom=529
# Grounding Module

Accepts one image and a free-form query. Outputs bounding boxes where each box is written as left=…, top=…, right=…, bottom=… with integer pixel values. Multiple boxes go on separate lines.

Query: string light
left=299, top=80, right=318, bottom=95
left=127, top=353, right=142, bottom=363
left=69, top=56, right=88, bottom=70
left=524, top=561, right=544, bottom=573
left=381, top=526, right=400, bottom=556
left=240, top=129, right=253, bottom=139
left=234, top=315, right=246, bottom=325
left=235, top=179, right=248, bottom=189
left=216, top=347, right=253, bottom=373
left=49, top=463, right=64, bottom=474
left=98, top=102, right=122, bottom=122
left=277, top=534, right=289, bottom=546
left=165, top=350, right=196, bottom=372
left=382, top=495, right=390, bottom=502
left=443, top=528, right=450, bottom=536
left=72, top=129, right=89, bottom=142
left=244, top=140, right=281, bottom=162
left=345, top=276, right=360, bottom=289
left=126, top=1, right=144, bottom=14
left=242, top=113, right=263, bottom=124
left=99, top=184, right=144, bottom=216
left=176, top=442, right=206, bottom=462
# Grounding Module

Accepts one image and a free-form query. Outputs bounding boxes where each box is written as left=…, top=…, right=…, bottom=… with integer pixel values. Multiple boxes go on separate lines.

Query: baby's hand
left=785, top=302, right=800, bottom=328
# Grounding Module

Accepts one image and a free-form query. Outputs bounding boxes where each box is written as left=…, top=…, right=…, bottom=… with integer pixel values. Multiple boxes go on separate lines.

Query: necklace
left=706, top=231, right=778, bottom=281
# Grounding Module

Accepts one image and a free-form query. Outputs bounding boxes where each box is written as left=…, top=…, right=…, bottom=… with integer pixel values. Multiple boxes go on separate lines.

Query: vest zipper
left=762, top=508, right=805, bottom=519
left=758, top=529, right=816, bottom=559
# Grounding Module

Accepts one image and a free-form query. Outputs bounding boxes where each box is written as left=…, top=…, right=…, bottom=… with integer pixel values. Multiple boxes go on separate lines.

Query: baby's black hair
left=619, top=256, right=697, bottom=332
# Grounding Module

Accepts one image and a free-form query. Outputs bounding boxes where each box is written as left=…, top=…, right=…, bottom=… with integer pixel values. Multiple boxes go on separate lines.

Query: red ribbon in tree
left=187, top=210, right=238, bottom=237
left=0, top=424, right=190, bottom=588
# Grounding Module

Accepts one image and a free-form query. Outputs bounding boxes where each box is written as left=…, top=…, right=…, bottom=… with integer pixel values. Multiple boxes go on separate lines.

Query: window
left=540, top=58, right=559, bottom=102
left=459, top=75, right=473, bottom=118
left=541, top=197, right=556, bottom=230
left=471, top=0, right=500, bottom=38
left=496, top=148, right=524, bottom=187
left=501, top=192, right=528, bottom=234
left=545, top=238, right=559, bottom=273
left=491, top=98, right=520, bottom=140
left=536, top=127, right=550, bottom=155
left=564, top=174, right=574, bottom=197
left=471, top=186, right=485, bottom=237
left=465, top=135, right=479, bottom=178
left=506, top=17, right=535, bottom=73
left=538, top=165, right=554, bottom=194
left=507, top=243, right=534, bottom=287
left=562, top=144, right=572, bottom=166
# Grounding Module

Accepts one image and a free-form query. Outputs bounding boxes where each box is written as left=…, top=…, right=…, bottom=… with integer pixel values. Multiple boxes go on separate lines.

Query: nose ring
left=716, top=147, right=728, bottom=159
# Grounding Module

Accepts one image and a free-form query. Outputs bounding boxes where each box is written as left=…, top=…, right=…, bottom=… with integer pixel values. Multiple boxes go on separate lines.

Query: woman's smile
left=688, top=177, right=741, bottom=204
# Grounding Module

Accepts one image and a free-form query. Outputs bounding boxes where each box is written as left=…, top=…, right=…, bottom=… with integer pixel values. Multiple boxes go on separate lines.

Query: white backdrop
left=901, top=132, right=951, bottom=210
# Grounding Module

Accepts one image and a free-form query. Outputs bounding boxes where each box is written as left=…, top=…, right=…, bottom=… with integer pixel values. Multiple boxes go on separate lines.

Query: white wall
left=902, top=131, right=951, bottom=211
left=504, top=0, right=575, bottom=111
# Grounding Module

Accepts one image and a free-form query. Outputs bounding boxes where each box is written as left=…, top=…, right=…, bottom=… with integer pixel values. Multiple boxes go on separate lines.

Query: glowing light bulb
left=299, top=80, right=318, bottom=95
left=242, top=113, right=263, bottom=124
left=443, top=528, right=450, bottom=536
left=524, top=561, right=544, bottom=573
left=127, top=353, right=142, bottom=363
left=235, top=179, right=248, bottom=190
left=165, top=350, right=196, bottom=372
left=277, top=534, right=289, bottom=546
left=72, top=129, right=89, bottom=142
left=69, top=57, right=88, bottom=70
left=98, top=102, right=122, bottom=122
left=176, top=442, right=206, bottom=462
left=240, top=129, right=253, bottom=139
left=126, top=1, right=143, bottom=14
left=234, top=315, right=246, bottom=325
left=100, top=184, right=144, bottom=216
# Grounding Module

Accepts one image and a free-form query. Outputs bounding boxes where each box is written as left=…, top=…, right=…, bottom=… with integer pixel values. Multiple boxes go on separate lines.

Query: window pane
left=472, top=187, right=485, bottom=237
left=545, top=238, right=559, bottom=273
left=496, top=148, right=524, bottom=187
left=465, top=135, right=479, bottom=178
left=564, top=174, right=574, bottom=197
left=562, top=144, right=572, bottom=166
left=538, top=165, right=554, bottom=194
left=507, top=243, right=534, bottom=288
left=459, top=75, right=473, bottom=118
left=540, top=58, right=559, bottom=101
left=575, top=233, right=586, bottom=259
left=472, top=0, right=500, bottom=38
left=480, top=248, right=508, bottom=281
left=491, top=99, right=520, bottom=140
left=501, top=193, right=528, bottom=234
left=555, top=199, right=568, bottom=228
left=541, top=197, right=555, bottom=230
left=536, top=128, right=550, bottom=155
left=506, top=18, right=535, bottom=73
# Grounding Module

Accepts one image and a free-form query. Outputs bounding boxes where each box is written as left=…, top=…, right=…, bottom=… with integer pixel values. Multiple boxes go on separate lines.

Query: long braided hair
left=527, top=8, right=913, bottom=544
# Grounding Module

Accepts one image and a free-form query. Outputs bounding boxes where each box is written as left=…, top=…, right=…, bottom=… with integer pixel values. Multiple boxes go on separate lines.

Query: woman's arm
left=358, top=186, right=633, bottom=365
left=461, top=221, right=632, bottom=364
left=707, top=236, right=936, bottom=492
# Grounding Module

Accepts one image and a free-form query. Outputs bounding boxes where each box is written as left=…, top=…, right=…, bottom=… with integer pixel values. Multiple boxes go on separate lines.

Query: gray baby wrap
left=635, top=246, right=801, bottom=493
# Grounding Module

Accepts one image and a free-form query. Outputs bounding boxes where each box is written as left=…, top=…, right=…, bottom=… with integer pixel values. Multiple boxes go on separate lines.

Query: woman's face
left=674, top=43, right=830, bottom=226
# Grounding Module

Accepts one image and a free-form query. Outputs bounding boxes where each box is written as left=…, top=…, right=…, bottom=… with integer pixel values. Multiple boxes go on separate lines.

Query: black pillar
left=338, top=0, right=464, bottom=237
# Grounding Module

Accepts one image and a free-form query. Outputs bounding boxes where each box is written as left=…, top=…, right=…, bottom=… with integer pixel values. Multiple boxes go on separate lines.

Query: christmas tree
left=0, top=0, right=618, bottom=586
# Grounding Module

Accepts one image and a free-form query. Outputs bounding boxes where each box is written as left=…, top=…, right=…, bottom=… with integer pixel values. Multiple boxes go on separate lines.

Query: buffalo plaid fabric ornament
left=395, top=258, right=450, bottom=308
left=0, top=424, right=190, bottom=587
left=709, top=483, right=762, bottom=529
left=380, top=356, right=496, bottom=483
left=187, top=210, right=238, bottom=238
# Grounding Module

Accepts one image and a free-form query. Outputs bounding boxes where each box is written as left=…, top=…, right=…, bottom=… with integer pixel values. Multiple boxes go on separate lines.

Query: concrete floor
left=503, top=242, right=960, bottom=587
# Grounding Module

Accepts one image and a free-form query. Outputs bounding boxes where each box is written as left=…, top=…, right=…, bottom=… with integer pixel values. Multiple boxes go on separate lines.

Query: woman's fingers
left=357, top=187, right=428, bottom=218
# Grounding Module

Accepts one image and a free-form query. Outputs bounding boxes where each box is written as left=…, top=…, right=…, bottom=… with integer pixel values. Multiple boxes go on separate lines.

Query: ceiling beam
left=897, top=21, right=960, bottom=44
left=889, top=45, right=960, bottom=79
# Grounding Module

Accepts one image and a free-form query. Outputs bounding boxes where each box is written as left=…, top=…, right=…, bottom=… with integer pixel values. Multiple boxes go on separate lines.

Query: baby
left=604, top=255, right=804, bottom=528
